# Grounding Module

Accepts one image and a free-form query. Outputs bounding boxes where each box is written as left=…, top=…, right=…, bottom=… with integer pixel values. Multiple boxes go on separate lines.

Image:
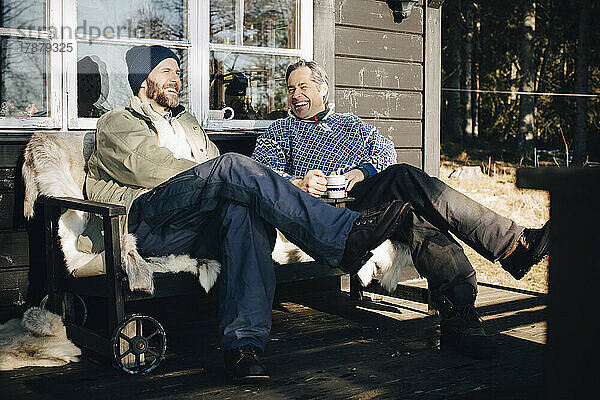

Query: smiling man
left=253, top=59, right=551, bottom=360
left=83, top=47, right=408, bottom=381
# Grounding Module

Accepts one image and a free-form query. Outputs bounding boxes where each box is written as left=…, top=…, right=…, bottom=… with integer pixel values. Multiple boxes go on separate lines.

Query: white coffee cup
left=326, top=174, right=346, bottom=199
left=208, top=106, right=235, bottom=120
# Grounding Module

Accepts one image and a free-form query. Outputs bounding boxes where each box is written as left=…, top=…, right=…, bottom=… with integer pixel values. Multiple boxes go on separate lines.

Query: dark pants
left=127, top=153, right=359, bottom=351
left=348, top=163, right=524, bottom=297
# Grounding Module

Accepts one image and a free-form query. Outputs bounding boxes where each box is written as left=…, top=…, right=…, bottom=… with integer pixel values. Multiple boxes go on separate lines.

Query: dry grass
left=439, top=159, right=549, bottom=294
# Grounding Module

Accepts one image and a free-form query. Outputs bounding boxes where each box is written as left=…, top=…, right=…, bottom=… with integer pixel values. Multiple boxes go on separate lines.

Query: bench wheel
left=111, top=314, right=167, bottom=375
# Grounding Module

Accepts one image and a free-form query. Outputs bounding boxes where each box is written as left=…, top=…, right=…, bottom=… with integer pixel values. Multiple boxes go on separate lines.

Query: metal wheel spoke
left=146, top=330, right=159, bottom=340
left=135, top=352, right=141, bottom=367
left=136, top=320, right=142, bottom=336
left=119, top=349, right=132, bottom=360
left=119, top=333, right=131, bottom=343
left=146, top=349, right=160, bottom=359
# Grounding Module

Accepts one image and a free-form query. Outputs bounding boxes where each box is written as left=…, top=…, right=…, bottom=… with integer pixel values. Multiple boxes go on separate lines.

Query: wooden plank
left=44, top=197, right=126, bottom=216
left=335, top=88, right=422, bottom=119
left=396, top=148, right=422, bottom=168
left=335, top=26, right=423, bottom=62
left=0, top=192, right=16, bottom=230
left=0, top=231, right=29, bottom=268
left=0, top=167, right=16, bottom=192
left=336, top=58, right=422, bottom=91
left=0, top=142, right=25, bottom=168
left=335, top=0, right=423, bottom=34
left=314, top=0, right=336, bottom=92
left=423, top=6, right=441, bottom=177
left=0, top=266, right=29, bottom=310
left=363, top=119, right=422, bottom=147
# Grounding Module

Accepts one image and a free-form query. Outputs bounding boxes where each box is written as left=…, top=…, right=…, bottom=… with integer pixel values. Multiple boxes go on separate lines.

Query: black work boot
left=224, top=345, right=269, bottom=383
left=340, top=200, right=412, bottom=275
left=500, top=221, right=550, bottom=280
left=437, top=288, right=496, bottom=359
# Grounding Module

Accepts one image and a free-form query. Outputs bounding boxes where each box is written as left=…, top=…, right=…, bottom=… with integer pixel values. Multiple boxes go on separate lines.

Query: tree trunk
left=461, top=1, right=474, bottom=146
left=573, top=0, right=590, bottom=165
left=445, top=0, right=463, bottom=143
left=517, top=1, right=536, bottom=159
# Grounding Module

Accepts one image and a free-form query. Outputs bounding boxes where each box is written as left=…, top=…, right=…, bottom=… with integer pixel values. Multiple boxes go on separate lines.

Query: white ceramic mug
left=326, top=174, right=346, bottom=199
left=208, top=106, right=235, bottom=120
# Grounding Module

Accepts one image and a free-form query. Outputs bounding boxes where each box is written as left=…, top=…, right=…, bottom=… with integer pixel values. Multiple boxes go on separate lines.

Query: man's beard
left=146, top=78, right=180, bottom=108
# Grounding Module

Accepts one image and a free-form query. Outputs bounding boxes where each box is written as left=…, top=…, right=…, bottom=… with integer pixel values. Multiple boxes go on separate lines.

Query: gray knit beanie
left=125, top=45, right=181, bottom=96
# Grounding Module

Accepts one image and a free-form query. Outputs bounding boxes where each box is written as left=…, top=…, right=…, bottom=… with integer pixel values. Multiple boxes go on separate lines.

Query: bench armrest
left=42, top=196, right=126, bottom=216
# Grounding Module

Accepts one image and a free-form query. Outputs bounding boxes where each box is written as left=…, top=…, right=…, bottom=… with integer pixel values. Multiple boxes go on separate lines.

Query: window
left=0, top=0, right=61, bottom=128
left=202, top=0, right=312, bottom=130
left=67, top=0, right=191, bottom=129
left=0, top=0, right=312, bottom=130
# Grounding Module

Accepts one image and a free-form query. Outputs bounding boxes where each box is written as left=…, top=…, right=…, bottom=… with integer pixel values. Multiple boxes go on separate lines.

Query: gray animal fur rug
left=0, top=307, right=81, bottom=370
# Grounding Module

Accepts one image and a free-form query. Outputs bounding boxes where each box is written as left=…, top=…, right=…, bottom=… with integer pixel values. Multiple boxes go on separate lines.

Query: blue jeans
left=128, top=153, right=359, bottom=351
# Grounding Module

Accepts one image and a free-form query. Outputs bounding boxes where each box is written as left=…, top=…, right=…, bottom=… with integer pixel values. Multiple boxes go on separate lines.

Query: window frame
left=65, top=0, right=195, bottom=130
left=0, top=0, right=62, bottom=129
left=199, top=0, right=313, bottom=131
left=0, top=0, right=313, bottom=131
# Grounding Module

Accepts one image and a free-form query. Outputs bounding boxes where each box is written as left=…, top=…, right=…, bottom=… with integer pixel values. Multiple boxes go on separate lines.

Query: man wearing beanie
left=83, top=45, right=410, bottom=382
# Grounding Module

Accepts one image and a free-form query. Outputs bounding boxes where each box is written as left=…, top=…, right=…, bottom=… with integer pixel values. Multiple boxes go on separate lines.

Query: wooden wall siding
left=335, top=0, right=423, bottom=34
left=363, top=119, right=422, bottom=147
left=335, top=0, right=425, bottom=168
left=336, top=59, right=423, bottom=91
left=334, top=89, right=422, bottom=119
left=0, top=231, right=29, bottom=268
left=336, top=27, right=423, bottom=62
left=396, top=149, right=422, bottom=168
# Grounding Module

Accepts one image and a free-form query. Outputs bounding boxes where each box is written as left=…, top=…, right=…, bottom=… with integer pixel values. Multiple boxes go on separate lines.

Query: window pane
left=77, top=0, right=186, bottom=41
left=0, top=37, right=48, bottom=118
left=210, top=51, right=297, bottom=120
left=1, top=0, right=45, bottom=29
left=210, top=0, right=299, bottom=49
left=77, top=41, right=188, bottom=118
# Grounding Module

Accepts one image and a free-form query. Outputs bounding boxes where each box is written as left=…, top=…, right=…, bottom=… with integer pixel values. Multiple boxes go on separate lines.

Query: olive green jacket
left=86, top=98, right=220, bottom=216
left=79, top=98, right=220, bottom=253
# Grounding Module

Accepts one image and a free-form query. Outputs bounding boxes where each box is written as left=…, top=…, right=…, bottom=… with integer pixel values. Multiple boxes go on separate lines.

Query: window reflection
left=210, top=52, right=296, bottom=120
left=210, top=0, right=298, bottom=49
left=77, top=42, right=188, bottom=118
left=77, top=56, right=109, bottom=118
left=0, top=0, right=45, bottom=30
left=0, top=37, right=47, bottom=117
left=77, top=0, right=185, bottom=41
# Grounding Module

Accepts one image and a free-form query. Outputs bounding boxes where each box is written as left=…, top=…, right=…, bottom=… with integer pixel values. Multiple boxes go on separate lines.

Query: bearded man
left=84, top=46, right=408, bottom=382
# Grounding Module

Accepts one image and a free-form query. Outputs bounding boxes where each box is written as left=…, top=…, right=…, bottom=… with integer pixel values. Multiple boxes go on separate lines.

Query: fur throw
left=0, top=307, right=81, bottom=370
left=22, top=131, right=413, bottom=295
left=272, top=231, right=414, bottom=293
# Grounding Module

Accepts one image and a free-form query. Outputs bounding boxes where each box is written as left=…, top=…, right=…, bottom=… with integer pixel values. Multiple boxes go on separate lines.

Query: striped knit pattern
left=252, top=113, right=396, bottom=180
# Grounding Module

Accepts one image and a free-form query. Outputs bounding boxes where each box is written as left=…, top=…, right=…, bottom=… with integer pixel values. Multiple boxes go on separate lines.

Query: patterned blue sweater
left=252, top=112, right=396, bottom=180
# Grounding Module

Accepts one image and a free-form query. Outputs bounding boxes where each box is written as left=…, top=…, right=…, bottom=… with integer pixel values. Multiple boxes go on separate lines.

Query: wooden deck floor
left=1, top=281, right=547, bottom=399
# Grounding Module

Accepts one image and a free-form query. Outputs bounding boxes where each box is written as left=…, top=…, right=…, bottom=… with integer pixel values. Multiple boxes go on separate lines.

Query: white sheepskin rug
left=0, top=307, right=81, bottom=370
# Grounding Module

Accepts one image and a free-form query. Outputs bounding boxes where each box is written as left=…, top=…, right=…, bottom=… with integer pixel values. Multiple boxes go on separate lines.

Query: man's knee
left=217, top=152, right=266, bottom=173
left=387, top=163, right=424, bottom=178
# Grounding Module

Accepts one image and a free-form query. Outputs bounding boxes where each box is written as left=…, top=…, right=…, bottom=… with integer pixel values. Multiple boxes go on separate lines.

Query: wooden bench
left=26, top=131, right=431, bottom=375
